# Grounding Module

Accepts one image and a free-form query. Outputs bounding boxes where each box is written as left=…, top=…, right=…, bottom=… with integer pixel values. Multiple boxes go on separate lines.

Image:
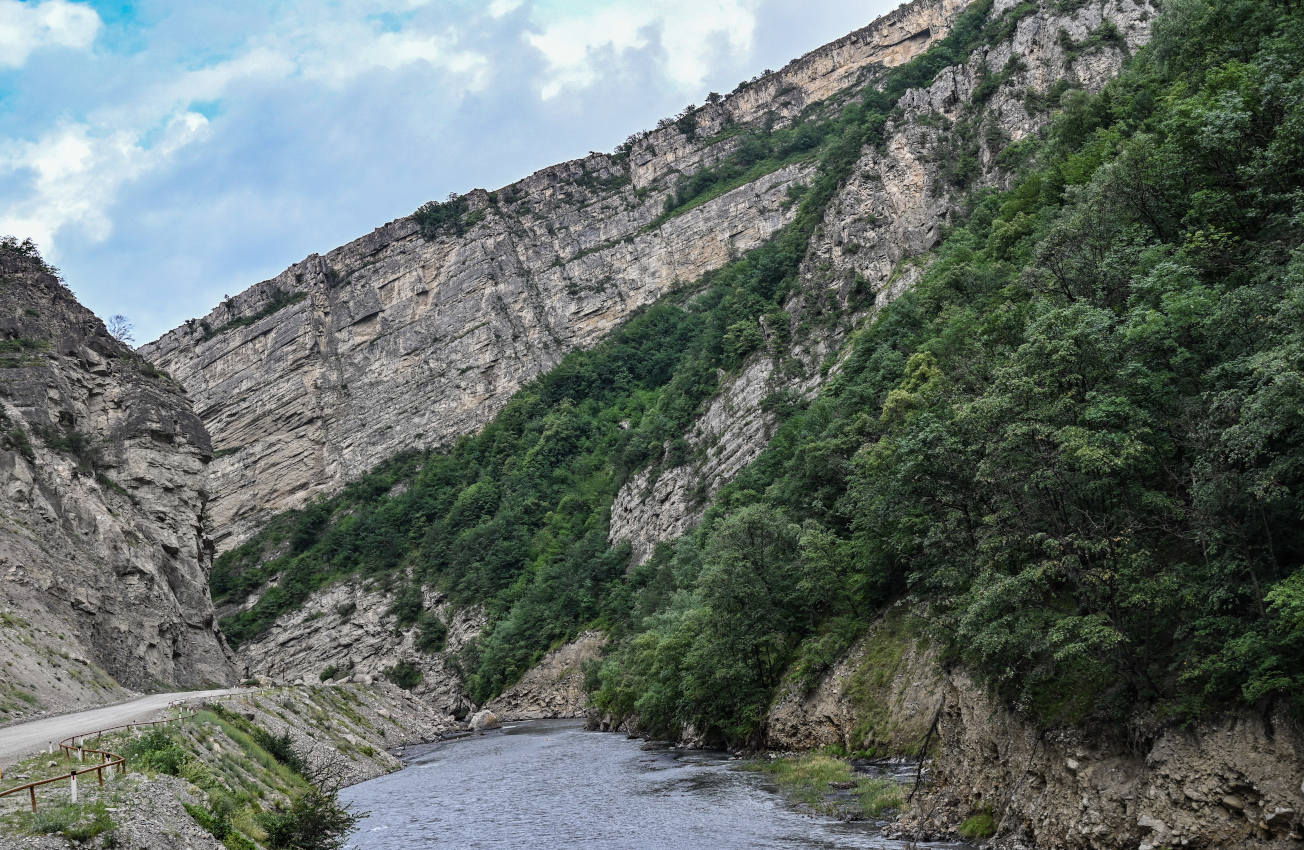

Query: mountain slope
left=0, top=242, right=234, bottom=720
left=141, top=0, right=971, bottom=554
left=135, top=0, right=1304, bottom=845
left=194, top=0, right=1154, bottom=711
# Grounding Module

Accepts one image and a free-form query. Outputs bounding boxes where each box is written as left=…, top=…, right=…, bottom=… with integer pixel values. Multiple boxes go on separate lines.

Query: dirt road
left=0, top=689, right=244, bottom=767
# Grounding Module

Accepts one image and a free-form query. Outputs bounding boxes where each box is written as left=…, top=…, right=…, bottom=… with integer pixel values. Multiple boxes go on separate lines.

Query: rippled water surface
left=340, top=720, right=968, bottom=849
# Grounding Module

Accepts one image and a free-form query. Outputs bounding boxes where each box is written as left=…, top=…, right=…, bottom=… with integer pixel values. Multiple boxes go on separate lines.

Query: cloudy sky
left=1, top=0, right=898, bottom=343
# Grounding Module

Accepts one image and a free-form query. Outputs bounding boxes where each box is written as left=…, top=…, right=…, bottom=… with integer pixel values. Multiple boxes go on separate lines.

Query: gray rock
left=0, top=254, right=234, bottom=718
left=469, top=709, right=500, bottom=731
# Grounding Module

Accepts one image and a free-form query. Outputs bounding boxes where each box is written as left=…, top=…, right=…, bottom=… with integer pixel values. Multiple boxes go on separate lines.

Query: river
left=340, top=719, right=970, bottom=849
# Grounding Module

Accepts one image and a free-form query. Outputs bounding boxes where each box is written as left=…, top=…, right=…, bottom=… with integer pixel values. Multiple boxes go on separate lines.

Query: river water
left=340, top=720, right=969, bottom=849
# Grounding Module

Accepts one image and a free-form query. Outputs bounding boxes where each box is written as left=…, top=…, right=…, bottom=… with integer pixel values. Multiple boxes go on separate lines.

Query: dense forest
left=214, top=0, right=1304, bottom=747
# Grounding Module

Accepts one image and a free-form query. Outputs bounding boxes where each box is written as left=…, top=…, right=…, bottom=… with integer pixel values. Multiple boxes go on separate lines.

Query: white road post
left=70, top=770, right=78, bottom=804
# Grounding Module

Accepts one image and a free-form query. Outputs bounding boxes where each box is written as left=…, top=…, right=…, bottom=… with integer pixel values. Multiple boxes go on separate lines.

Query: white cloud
left=0, top=4, right=491, bottom=258
left=290, top=25, right=488, bottom=86
left=0, top=0, right=100, bottom=68
left=0, top=113, right=209, bottom=253
left=527, top=0, right=758, bottom=98
left=488, top=0, right=524, bottom=17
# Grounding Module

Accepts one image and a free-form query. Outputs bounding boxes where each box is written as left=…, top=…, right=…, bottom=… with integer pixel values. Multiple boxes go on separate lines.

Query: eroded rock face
left=231, top=580, right=482, bottom=718
left=487, top=631, right=606, bottom=721
left=765, top=620, right=945, bottom=754
left=767, top=613, right=1304, bottom=849
left=0, top=251, right=234, bottom=718
left=897, top=673, right=1304, bottom=849
left=141, top=0, right=977, bottom=554
left=608, top=0, right=1156, bottom=564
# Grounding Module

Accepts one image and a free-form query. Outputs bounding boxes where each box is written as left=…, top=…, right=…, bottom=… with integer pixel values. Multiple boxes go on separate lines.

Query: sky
left=0, top=0, right=899, bottom=343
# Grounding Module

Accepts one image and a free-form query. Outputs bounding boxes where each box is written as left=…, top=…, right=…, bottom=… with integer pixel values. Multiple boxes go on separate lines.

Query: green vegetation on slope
left=213, top=0, right=1008, bottom=705
left=217, top=0, right=1304, bottom=749
left=593, top=0, right=1304, bottom=743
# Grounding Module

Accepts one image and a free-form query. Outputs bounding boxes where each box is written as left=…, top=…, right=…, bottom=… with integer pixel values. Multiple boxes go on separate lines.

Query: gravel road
left=0, top=689, right=244, bottom=767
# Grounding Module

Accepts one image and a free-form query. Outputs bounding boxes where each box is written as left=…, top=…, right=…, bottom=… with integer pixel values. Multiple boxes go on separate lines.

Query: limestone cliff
left=609, top=0, right=1156, bottom=562
left=142, top=0, right=973, bottom=553
left=0, top=244, right=234, bottom=720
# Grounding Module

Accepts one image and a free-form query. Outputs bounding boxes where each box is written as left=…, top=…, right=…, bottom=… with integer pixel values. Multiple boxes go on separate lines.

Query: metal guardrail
left=0, top=708, right=194, bottom=812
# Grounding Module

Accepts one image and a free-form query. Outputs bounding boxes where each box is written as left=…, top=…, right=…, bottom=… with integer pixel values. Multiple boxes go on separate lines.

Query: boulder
left=469, top=709, right=500, bottom=731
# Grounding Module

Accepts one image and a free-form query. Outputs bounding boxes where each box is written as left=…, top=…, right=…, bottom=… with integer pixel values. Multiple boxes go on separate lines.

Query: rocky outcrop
left=609, top=357, right=800, bottom=565
left=767, top=611, right=1304, bottom=849
left=0, top=246, right=234, bottom=719
left=608, top=0, right=1156, bottom=562
left=232, top=580, right=481, bottom=719
left=897, top=673, right=1304, bottom=849
left=766, top=614, right=945, bottom=755
left=217, top=682, right=451, bottom=785
left=487, top=631, right=606, bottom=720
left=141, top=0, right=978, bottom=554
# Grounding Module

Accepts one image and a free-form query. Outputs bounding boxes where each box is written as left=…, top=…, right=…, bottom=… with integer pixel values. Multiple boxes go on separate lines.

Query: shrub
left=383, top=660, right=423, bottom=689
left=124, top=727, right=189, bottom=775
left=388, top=585, right=423, bottom=629
left=960, top=809, right=997, bottom=839
left=250, top=728, right=306, bottom=776
left=27, top=801, right=116, bottom=842
left=413, top=195, right=471, bottom=239
left=257, top=787, right=362, bottom=850
left=415, top=614, right=448, bottom=653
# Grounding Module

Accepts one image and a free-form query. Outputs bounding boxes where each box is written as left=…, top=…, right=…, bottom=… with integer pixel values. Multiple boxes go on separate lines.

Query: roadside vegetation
left=0, top=690, right=373, bottom=849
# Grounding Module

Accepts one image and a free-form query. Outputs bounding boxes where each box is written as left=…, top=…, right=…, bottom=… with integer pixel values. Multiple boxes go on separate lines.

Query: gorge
left=2, top=0, right=1303, bottom=847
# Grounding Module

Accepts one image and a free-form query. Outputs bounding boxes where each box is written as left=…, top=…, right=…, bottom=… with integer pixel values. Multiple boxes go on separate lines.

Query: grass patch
left=748, top=753, right=904, bottom=819
left=960, top=808, right=996, bottom=839
left=843, top=615, right=919, bottom=756
left=19, top=800, right=115, bottom=842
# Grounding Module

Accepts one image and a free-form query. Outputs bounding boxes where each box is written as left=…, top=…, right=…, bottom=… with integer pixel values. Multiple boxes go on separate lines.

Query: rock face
left=898, top=672, right=1304, bottom=849
left=231, top=580, right=482, bottom=718
left=141, top=0, right=975, bottom=553
left=487, top=631, right=606, bottom=720
left=765, top=613, right=945, bottom=755
left=0, top=246, right=234, bottom=719
left=608, top=0, right=1157, bottom=563
left=771, top=614, right=1304, bottom=849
